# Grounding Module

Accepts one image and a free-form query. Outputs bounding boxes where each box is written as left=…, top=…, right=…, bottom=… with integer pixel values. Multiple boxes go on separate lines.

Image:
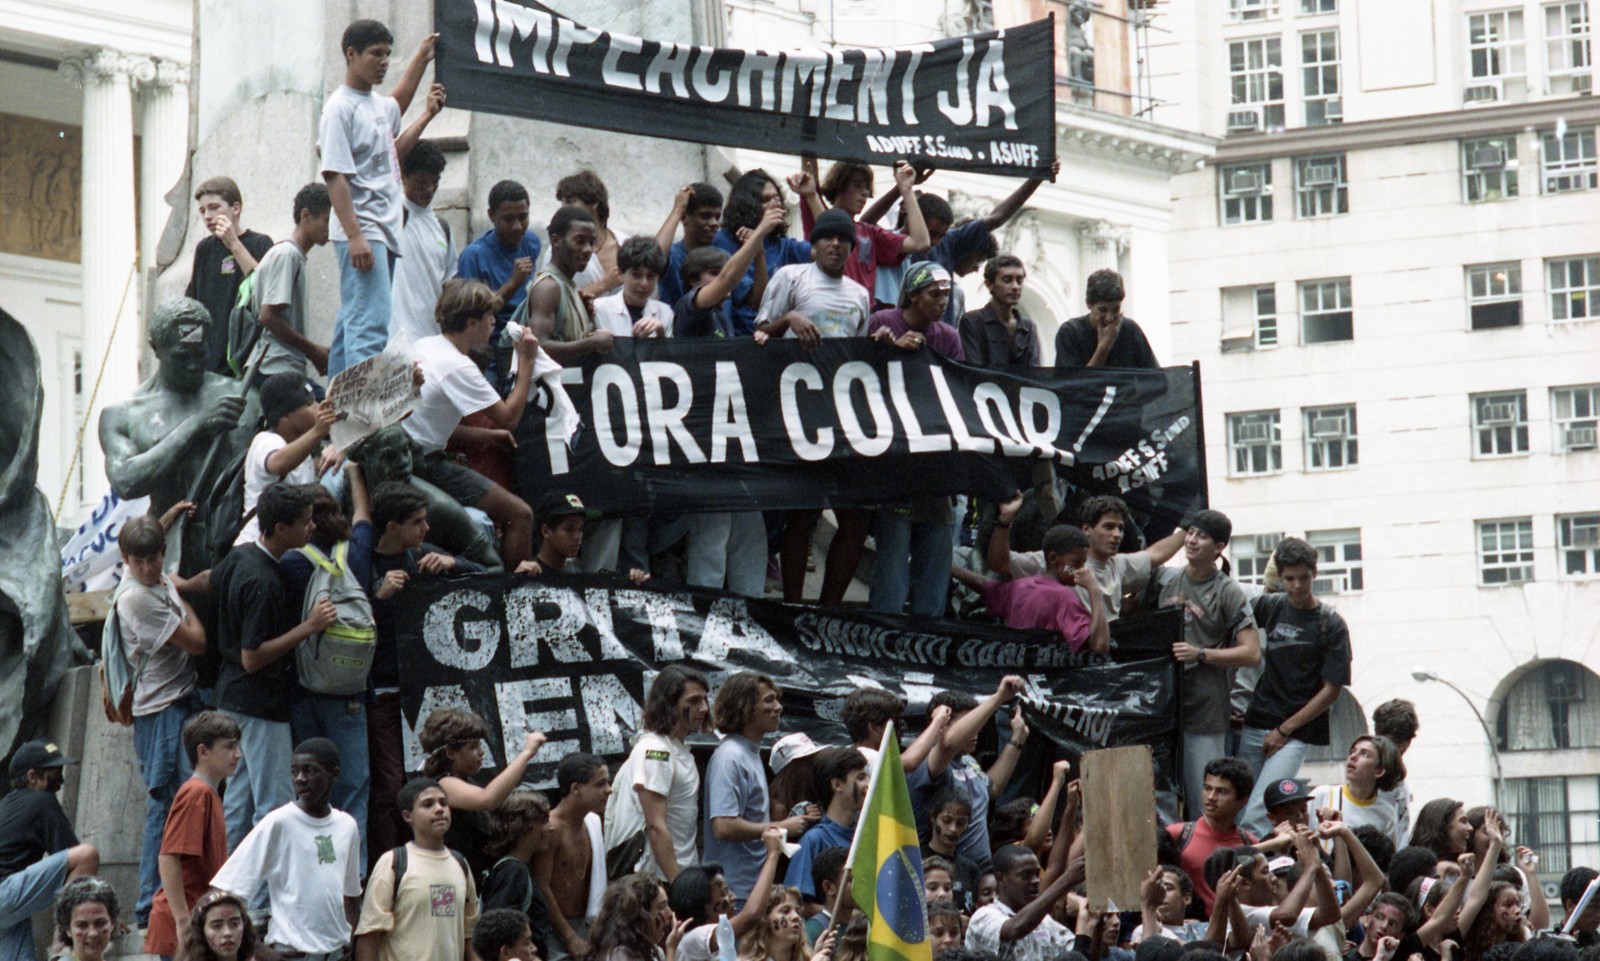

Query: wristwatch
left=1197, top=649, right=1207, bottom=665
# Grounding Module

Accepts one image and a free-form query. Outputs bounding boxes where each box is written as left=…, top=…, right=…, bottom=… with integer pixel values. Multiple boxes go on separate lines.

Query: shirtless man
left=98, top=297, right=247, bottom=568
left=534, top=752, right=612, bottom=961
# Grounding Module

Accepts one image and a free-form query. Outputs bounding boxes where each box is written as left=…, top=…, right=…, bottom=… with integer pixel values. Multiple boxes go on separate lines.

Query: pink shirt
left=979, top=575, right=1092, bottom=650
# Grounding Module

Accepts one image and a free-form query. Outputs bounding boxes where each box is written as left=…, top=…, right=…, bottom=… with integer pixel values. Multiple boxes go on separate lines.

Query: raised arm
left=1456, top=813, right=1505, bottom=936
left=394, top=83, right=445, bottom=162
left=1023, top=761, right=1070, bottom=853
left=858, top=184, right=900, bottom=227
left=1327, top=822, right=1385, bottom=928
left=982, top=165, right=1055, bottom=231
left=999, top=869, right=1077, bottom=944
left=892, top=162, right=930, bottom=254
left=654, top=186, right=694, bottom=256
left=1040, top=778, right=1080, bottom=888
left=695, top=206, right=785, bottom=309
left=389, top=33, right=437, bottom=114
left=1145, top=528, right=1187, bottom=567
left=986, top=493, right=1023, bottom=577
left=930, top=675, right=1025, bottom=777
left=480, top=335, right=540, bottom=428
left=985, top=707, right=1030, bottom=797
left=899, top=705, right=951, bottom=773
left=439, top=731, right=547, bottom=811
left=789, top=159, right=827, bottom=221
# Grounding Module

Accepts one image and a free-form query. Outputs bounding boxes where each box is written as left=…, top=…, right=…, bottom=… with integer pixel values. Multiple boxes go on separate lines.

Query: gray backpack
left=293, top=542, right=377, bottom=696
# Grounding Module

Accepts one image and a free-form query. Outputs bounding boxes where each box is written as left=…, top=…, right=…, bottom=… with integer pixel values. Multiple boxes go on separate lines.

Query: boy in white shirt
left=389, top=140, right=458, bottom=346
left=404, top=279, right=539, bottom=569
left=211, top=738, right=363, bottom=961
left=235, top=374, right=334, bottom=545
left=591, top=237, right=670, bottom=339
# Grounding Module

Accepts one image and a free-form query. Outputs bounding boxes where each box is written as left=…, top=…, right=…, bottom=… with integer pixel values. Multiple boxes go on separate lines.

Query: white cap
left=770, top=732, right=824, bottom=774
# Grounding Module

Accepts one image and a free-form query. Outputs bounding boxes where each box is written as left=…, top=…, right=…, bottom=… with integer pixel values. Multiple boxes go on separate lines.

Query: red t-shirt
left=145, top=776, right=227, bottom=956
left=1166, top=817, right=1257, bottom=912
left=980, top=575, right=1092, bottom=650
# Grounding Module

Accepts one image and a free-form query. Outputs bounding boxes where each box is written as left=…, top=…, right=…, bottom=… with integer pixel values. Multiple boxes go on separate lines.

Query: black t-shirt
left=481, top=857, right=551, bottom=958
left=186, top=231, right=275, bottom=374
left=1054, top=315, right=1160, bottom=369
left=446, top=799, right=495, bottom=882
left=1241, top=594, right=1352, bottom=745
left=672, top=290, right=736, bottom=339
left=213, top=542, right=297, bottom=721
left=0, top=789, right=78, bottom=878
left=369, top=543, right=485, bottom=689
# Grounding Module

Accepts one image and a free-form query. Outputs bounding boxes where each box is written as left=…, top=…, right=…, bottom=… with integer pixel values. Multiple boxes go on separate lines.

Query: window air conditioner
left=1225, top=169, right=1264, bottom=195
left=1574, top=74, right=1594, bottom=94
left=1573, top=524, right=1600, bottom=547
left=1480, top=402, right=1516, bottom=425
left=1464, top=80, right=1503, bottom=103
left=1227, top=109, right=1264, bottom=133
left=1565, top=424, right=1599, bottom=450
left=1303, top=163, right=1339, bottom=186
left=1312, top=573, right=1350, bottom=594
left=1308, top=414, right=1348, bottom=438
left=1254, top=534, right=1281, bottom=554
left=1324, top=99, right=1343, bottom=122
left=1236, top=421, right=1271, bottom=443
left=1468, top=146, right=1508, bottom=170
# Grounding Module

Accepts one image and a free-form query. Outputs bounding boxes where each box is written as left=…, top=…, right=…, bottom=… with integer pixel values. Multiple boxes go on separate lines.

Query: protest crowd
left=6, top=18, right=1596, bottom=961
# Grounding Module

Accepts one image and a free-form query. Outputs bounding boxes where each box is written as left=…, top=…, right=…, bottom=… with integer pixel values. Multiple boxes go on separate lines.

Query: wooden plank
left=1080, top=744, right=1157, bottom=912
left=66, top=590, right=112, bottom=626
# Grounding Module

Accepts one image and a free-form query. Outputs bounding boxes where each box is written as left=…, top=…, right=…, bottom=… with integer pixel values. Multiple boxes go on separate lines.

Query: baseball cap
left=9, top=739, right=78, bottom=776
left=534, top=491, right=598, bottom=524
left=1262, top=777, right=1312, bottom=809
left=259, top=372, right=315, bottom=427
left=769, top=732, right=824, bottom=774
left=898, top=262, right=952, bottom=308
left=1267, top=855, right=1296, bottom=876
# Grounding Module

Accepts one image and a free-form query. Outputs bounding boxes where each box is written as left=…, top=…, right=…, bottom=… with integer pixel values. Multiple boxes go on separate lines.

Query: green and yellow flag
left=849, top=727, right=931, bottom=961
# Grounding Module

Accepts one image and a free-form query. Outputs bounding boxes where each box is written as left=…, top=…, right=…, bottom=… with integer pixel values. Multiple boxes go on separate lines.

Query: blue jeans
left=0, top=849, right=68, bottom=961
left=1236, top=725, right=1311, bottom=837
left=133, top=698, right=196, bottom=923
left=868, top=510, right=953, bottom=617
left=329, top=240, right=394, bottom=376
left=223, top=713, right=293, bottom=851
left=290, top=695, right=371, bottom=871
left=686, top=512, right=768, bottom=597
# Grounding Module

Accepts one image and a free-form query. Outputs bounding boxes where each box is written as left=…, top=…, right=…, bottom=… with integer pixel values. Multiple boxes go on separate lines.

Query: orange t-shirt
left=145, top=777, right=227, bottom=956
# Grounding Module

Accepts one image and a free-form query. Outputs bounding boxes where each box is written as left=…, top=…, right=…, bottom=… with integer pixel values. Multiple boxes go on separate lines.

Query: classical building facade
left=1151, top=0, right=1600, bottom=890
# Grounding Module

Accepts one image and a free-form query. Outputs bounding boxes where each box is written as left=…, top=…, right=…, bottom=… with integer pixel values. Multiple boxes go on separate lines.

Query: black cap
left=1263, top=777, right=1312, bottom=809
left=535, top=491, right=596, bottom=524
left=259, top=373, right=315, bottom=427
left=1188, top=509, right=1232, bottom=545
left=9, top=739, right=77, bottom=776
left=809, top=207, right=858, bottom=247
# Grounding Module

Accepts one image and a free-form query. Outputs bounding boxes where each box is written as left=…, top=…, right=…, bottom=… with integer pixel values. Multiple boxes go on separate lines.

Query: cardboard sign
left=1081, top=744, right=1158, bottom=912
left=326, top=342, right=418, bottom=449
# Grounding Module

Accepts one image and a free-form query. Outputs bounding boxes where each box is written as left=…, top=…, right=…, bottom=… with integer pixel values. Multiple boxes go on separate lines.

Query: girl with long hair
left=1457, top=810, right=1525, bottom=961
left=1410, top=798, right=1474, bottom=862
left=53, top=878, right=118, bottom=961
left=584, top=874, right=671, bottom=961
left=178, top=891, right=258, bottom=961
left=736, top=886, right=815, bottom=961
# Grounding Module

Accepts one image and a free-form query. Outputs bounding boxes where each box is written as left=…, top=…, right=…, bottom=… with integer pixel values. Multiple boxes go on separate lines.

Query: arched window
left=1304, top=689, right=1370, bottom=763
left=1496, top=659, right=1600, bottom=752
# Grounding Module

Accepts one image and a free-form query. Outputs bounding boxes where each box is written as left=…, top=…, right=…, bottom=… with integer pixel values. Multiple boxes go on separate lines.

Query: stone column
left=1077, top=219, right=1129, bottom=276
left=139, top=60, right=190, bottom=271
left=60, top=49, right=153, bottom=501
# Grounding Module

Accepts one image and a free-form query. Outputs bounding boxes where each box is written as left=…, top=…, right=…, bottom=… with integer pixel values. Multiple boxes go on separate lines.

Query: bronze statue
left=346, top=426, right=503, bottom=572
left=0, top=308, right=78, bottom=757
left=98, top=297, right=248, bottom=572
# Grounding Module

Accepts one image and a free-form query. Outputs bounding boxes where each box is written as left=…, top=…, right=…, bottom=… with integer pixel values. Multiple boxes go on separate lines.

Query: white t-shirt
left=1131, top=920, right=1211, bottom=944
left=390, top=199, right=458, bottom=346
left=604, top=732, right=700, bottom=877
left=118, top=576, right=195, bottom=716
left=1311, top=784, right=1406, bottom=850
left=211, top=802, right=363, bottom=953
left=318, top=85, right=404, bottom=251
left=755, top=264, right=871, bottom=339
left=404, top=334, right=501, bottom=451
left=965, top=900, right=1072, bottom=961
left=1241, top=905, right=1315, bottom=939
left=592, top=291, right=672, bottom=338
left=1011, top=550, right=1152, bottom=620
left=235, top=430, right=317, bottom=545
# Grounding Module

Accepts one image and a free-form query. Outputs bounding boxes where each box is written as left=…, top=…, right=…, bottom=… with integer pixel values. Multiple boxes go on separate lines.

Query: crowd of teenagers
left=8, top=13, right=1595, bottom=961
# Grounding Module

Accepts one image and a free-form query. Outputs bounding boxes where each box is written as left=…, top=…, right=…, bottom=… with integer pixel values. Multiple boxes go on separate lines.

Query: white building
left=1152, top=0, right=1600, bottom=887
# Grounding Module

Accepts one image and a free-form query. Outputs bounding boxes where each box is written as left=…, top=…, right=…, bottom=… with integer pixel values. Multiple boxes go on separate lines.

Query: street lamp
left=1412, top=670, right=1506, bottom=812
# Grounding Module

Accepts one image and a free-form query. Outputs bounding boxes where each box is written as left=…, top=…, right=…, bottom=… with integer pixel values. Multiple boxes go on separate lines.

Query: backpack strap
left=1176, top=820, right=1199, bottom=854
left=391, top=844, right=409, bottom=893
left=295, top=544, right=338, bottom=574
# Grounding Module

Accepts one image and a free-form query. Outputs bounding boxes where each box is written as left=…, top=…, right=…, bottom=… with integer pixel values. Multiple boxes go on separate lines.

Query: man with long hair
left=604, top=667, right=711, bottom=881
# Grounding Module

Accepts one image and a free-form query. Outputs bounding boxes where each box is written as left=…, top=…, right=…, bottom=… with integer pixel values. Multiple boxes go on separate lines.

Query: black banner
left=434, top=0, right=1058, bottom=178
left=395, top=572, right=1182, bottom=790
left=514, top=338, right=1205, bottom=534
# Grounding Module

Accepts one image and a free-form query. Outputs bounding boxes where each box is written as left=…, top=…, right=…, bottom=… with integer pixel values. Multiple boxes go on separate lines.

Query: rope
left=54, top=258, right=140, bottom=523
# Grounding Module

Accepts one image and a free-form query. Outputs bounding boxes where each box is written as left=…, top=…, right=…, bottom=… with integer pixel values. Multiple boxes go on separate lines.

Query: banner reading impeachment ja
left=434, top=0, right=1057, bottom=178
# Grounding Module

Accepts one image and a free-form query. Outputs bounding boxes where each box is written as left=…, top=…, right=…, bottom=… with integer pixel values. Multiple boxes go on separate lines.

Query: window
left=1469, top=9, right=1527, bottom=78
left=1466, top=262, right=1523, bottom=329
left=1462, top=136, right=1520, bottom=202
left=1301, top=29, right=1342, bottom=125
left=1478, top=517, right=1535, bottom=584
left=1549, top=255, right=1600, bottom=320
left=1301, top=0, right=1337, bottom=12
left=1229, top=38, right=1285, bottom=130
left=1472, top=390, right=1530, bottom=457
left=1304, top=404, right=1357, bottom=469
left=1221, top=285, right=1279, bottom=351
left=1545, top=2, right=1593, bottom=75
left=1307, top=528, right=1363, bottom=592
left=1552, top=384, right=1600, bottom=451
left=1232, top=534, right=1280, bottom=586
left=1299, top=278, right=1353, bottom=343
left=1229, top=0, right=1279, bottom=21
left=1543, top=127, right=1598, bottom=192
left=1498, top=661, right=1600, bottom=751
left=1295, top=154, right=1348, bottom=217
left=1219, top=163, right=1274, bottom=224
left=1505, top=777, right=1600, bottom=876
left=1304, top=691, right=1370, bottom=763
left=1559, top=513, right=1600, bottom=575
left=1228, top=410, right=1282, bottom=475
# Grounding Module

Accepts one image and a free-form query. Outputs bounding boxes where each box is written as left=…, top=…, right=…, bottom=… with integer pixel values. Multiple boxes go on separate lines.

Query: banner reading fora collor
left=513, top=338, right=1207, bottom=535
left=434, top=0, right=1058, bottom=178
left=395, top=572, right=1184, bottom=790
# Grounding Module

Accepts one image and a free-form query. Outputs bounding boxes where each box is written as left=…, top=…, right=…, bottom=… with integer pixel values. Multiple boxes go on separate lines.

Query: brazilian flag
left=849, top=728, right=931, bottom=961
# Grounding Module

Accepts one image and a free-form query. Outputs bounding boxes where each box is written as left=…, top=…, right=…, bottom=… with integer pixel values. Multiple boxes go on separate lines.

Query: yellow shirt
left=357, top=843, right=480, bottom=961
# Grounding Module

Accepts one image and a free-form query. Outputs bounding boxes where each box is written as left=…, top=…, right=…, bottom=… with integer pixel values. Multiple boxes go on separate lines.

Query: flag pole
left=831, top=725, right=893, bottom=938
